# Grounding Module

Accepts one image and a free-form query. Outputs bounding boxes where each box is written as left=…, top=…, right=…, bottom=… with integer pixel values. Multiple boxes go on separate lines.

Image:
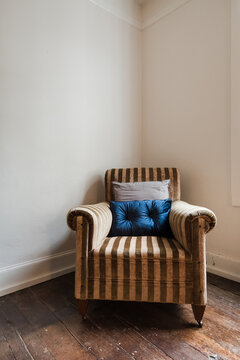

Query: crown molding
left=88, top=0, right=193, bottom=31
left=89, top=0, right=142, bottom=30
left=142, top=0, right=193, bottom=30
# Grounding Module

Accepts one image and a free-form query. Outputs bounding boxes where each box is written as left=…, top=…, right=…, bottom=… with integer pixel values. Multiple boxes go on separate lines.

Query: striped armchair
left=67, top=168, right=216, bottom=327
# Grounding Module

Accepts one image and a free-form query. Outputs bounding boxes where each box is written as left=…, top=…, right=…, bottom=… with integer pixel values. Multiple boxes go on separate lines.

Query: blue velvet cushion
left=108, top=199, right=172, bottom=237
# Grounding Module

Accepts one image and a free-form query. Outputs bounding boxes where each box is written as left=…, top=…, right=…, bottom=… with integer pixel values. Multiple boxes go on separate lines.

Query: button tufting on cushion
left=108, top=200, right=172, bottom=237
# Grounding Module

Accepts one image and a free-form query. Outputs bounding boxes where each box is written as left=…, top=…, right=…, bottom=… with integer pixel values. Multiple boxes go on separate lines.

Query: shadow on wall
left=47, top=231, right=75, bottom=275
left=48, top=174, right=105, bottom=267
left=82, top=174, right=105, bottom=205
left=47, top=174, right=105, bottom=282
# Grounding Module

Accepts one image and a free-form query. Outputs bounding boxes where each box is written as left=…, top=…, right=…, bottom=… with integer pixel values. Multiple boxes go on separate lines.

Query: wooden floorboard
left=0, top=273, right=239, bottom=360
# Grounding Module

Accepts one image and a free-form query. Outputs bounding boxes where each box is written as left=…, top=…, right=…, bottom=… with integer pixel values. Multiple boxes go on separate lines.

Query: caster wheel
left=197, top=320, right=203, bottom=328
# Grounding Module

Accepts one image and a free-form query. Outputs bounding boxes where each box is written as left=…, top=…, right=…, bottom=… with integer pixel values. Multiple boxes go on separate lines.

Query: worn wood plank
left=0, top=296, right=55, bottom=360
left=0, top=323, right=16, bottom=360
left=161, top=304, right=240, bottom=360
left=32, top=276, right=161, bottom=360
left=207, top=273, right=240, bottom=297
left=175, top=304, right=240, bottom=359
left=8, top=289, right=96, bottom=360
left=32, top=277, right=171, bottom=360
left=207, top=282, right=240, bottom=320
left=0, top=272, right=239, bottom=360
left=0, top=307, right=34, bottom=360
left=112, top=301, right=208, bottom=360
left=114, top=298, right=240, bottom=360
left=87, top=304, right=172, bottom=360
left=29, top=280, right=133, bottom=360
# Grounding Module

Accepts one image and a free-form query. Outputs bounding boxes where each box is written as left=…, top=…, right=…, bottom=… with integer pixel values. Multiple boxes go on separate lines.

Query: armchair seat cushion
left=87, top=236, right=193, bottom=303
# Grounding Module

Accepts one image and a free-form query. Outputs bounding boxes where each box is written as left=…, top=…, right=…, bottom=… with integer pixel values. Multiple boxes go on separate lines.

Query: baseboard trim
left=0, top=249, right=76, bottom=297
left=206, top=251, right=240, bottom=283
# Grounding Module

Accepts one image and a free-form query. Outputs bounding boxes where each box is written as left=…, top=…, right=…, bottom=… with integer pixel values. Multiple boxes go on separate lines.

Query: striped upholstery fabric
left=67, top=167, right=217, bottom=308
left=105, top=168, right=180, bottom=202
left=169, top=202, right=217, bottom=305
left=87, top=236, right=193, bottom=303
left=67, top=202, right=112, bottom=250
left=169, top=200, right=217, bottom=253
left=192, top=218, right=208, bottom=305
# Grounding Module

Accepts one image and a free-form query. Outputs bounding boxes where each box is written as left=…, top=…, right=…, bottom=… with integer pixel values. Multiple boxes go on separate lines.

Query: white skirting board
left=206, top=251, right=240, bottom=283
left=0, top=249, right=239, bottom=297
left=0, top=249, right=76, bottom=297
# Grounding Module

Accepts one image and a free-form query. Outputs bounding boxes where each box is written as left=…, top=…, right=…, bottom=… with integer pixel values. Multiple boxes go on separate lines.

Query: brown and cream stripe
left=105, top=168, right=181, bottom=202
left=169, top=200, right=217, bottom=253
left=191, top=218, right=207, bottom=305
left=87, top=236, right=193, bottom=304
left=67, top=168, right=217, bottom=307
left=67, top=202, right=112, bottom=249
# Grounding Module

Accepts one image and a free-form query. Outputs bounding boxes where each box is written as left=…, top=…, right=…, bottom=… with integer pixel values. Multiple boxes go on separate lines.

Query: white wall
left=231, top=0, right=240, bottom=206
left=0, top=0, right=141, bottom=294
left=142, top=0, right=240, bottom=281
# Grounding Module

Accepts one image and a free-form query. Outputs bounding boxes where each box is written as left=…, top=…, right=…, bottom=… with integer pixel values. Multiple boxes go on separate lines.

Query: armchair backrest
left=105, top=168, right=181, bottom=202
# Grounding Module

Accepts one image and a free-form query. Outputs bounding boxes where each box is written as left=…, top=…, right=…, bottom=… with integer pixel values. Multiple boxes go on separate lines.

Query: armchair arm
left=67, top=201, right=112, bottom=250
left=67, top=202, right=112, bottom=300
left=170, top=200, right=216, bottom=305
left=169, top=200, right=217, bottom=253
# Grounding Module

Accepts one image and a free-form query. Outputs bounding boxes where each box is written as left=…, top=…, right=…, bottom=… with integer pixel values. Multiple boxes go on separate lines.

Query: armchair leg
left=76, top=299, right=88, bottom=319
left=192, top=305, right=206, bottom=328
